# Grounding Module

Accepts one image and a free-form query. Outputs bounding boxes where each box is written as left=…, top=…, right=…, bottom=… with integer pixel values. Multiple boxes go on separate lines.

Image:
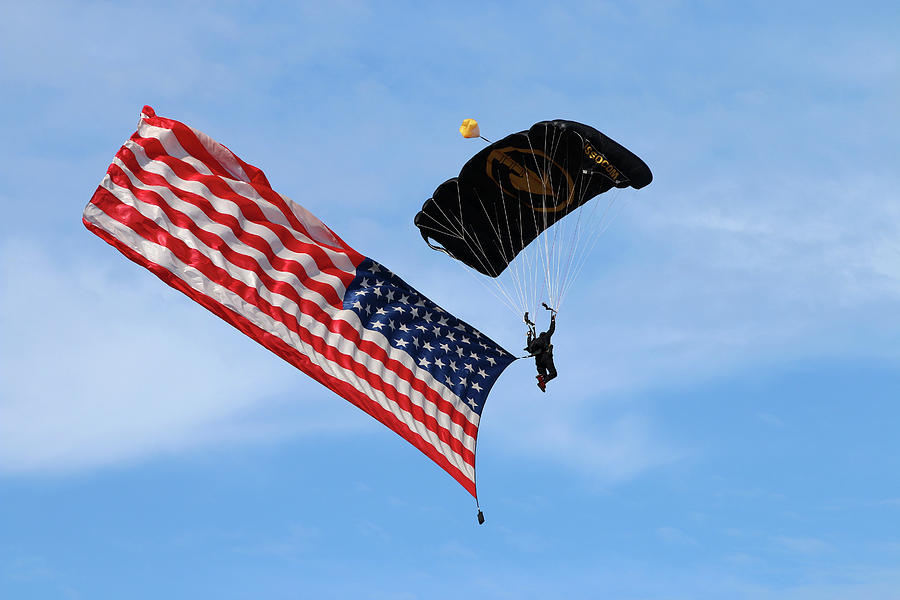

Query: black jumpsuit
left=526, top=316, right=557, bottom=383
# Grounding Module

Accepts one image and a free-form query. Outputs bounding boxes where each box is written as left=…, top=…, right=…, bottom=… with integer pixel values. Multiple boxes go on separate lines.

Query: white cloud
left=0, top=239, right=365, bottom=475
left=774, top=535, right=834, bottom=555
left=483, top=363, right=685, bottom=486
left=555, top=168, right=900, bottom=397
left=658, top=526, right=699, bottom=546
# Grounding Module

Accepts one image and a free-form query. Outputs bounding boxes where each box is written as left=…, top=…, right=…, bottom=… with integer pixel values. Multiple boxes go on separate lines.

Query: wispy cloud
left=658, top=526, right=699, bottom=546
left=0, top=239, right=366, bottom=475
left=774, top=535, right=834, bottom=555
left=229, top=523, right=320, bottom=561
left=485, top=375, right=686, bottom=485
left=2, top=554, right=55, bottom=583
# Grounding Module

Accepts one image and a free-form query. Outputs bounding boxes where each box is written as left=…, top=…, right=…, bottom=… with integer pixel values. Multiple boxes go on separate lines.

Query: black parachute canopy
left=415, top=120, right=652, bottom=277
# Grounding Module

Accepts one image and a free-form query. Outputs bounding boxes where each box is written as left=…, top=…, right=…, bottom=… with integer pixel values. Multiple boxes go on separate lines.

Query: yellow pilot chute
left=459, top=118, right=480, bottom=139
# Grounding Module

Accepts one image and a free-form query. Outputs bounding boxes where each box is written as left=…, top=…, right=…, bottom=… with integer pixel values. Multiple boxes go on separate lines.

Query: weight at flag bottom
left=83, top=106, right=514, bottom=497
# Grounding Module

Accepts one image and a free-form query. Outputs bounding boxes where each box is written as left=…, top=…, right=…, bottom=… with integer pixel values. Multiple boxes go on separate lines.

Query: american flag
left=82, top=106, right=514, bottom=497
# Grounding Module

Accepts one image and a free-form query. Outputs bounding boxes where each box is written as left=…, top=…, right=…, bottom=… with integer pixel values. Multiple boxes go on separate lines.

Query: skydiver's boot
left=537, top=375, right=546, bottom=392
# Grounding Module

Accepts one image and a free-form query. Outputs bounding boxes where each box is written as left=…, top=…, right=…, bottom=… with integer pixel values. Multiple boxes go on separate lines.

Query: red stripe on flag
left=92, top=175, right=480, bottom=443
left=87, top=188, right=479, bottom=469
left=133, top=119, right=362, bottom=261
left=117, top=141, right=354, bottom=284
left=83, top=207, right=478, bottom=496
left=106, top=162, right=347, bottom=309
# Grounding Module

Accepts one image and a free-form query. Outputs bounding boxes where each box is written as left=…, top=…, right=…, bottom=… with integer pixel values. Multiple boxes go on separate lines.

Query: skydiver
left=524, top=303, right=557, bottom=392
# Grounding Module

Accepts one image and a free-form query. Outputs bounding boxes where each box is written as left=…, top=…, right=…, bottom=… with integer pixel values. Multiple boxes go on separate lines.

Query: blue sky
left=2, top=1, right=900, bottom=598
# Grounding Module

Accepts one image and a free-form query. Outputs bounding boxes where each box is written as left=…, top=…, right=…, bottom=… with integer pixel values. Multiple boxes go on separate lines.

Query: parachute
left=415, top=119, right=652, bottom=316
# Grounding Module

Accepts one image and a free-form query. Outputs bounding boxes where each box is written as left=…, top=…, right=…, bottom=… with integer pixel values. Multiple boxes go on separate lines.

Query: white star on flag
left=82, top=105, right=516, bottom=501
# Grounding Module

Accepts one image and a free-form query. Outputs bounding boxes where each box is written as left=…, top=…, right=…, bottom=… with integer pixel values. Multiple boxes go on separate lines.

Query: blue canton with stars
left=343, top=258, right=514, bottom=417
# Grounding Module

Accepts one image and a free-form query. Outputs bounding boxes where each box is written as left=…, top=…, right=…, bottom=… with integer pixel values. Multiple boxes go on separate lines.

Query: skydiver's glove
left=524, top=311, right=535, bottom=328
